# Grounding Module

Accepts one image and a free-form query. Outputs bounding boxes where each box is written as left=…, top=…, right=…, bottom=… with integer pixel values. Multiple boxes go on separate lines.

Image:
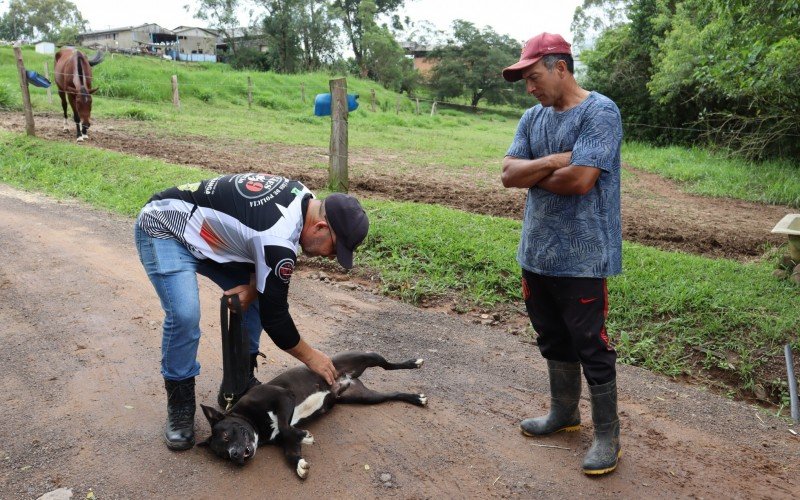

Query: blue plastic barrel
left=314, top=93, right=359, bottom=116
left=26, top=70, right=51, bottom=88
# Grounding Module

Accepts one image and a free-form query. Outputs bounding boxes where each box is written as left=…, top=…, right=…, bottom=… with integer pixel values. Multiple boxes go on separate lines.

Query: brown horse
left=54, top=47, right=104, bottom=142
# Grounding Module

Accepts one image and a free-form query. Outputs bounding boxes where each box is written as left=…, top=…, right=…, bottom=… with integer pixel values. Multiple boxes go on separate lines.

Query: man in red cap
left=500, top=32, right=623, bottom=475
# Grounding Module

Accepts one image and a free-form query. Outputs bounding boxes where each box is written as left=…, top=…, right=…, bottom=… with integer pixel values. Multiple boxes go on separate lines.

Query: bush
left=111, top=107, right=158, bottom=121
left=228, top=48, right=272, bottom=72
left=0, top=83, right=17, bottom=109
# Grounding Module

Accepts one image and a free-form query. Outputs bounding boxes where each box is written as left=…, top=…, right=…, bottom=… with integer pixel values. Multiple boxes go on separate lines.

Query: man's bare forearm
left=536, top=165, right=601, bottom=196
left=501, top=152, right=572, bottom=189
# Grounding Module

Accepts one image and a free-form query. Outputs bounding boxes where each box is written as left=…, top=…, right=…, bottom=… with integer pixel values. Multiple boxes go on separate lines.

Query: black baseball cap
left=324, top=193, right=369, bottom=269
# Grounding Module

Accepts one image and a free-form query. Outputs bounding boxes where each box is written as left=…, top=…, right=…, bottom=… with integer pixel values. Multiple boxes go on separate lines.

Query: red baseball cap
left=502, top=32, right=572, bottom=82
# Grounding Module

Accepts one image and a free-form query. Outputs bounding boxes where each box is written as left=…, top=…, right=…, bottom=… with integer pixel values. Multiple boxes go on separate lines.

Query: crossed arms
left=501, top=152, right=600, bottom=195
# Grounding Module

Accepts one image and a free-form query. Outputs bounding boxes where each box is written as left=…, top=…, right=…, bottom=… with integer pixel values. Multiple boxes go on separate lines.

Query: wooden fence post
left=328, top=78, right=349, bottom=193
left=44, top=61, right=53, bottom=105
left=301, top=82, right=306, bottom=104
left=430, top=100, right=437, bottom=117
left=13, top=44, right=35, bottom=136
left=395, top=95, right=400, bottom=115
left=370, top=89, right=376, bottom=112
left=171, top=75, right=180, bottom=109
left=247, top=76, right=253, bottom=109
left=415, top=98, right=420, bottom=115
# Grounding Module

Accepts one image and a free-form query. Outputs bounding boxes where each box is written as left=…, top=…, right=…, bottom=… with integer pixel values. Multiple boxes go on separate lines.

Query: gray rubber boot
left=164, top=377, right=196, bottom=451
left=520, top=360, right=582, bottom=436
left=582, top=378, right=621, bottom=475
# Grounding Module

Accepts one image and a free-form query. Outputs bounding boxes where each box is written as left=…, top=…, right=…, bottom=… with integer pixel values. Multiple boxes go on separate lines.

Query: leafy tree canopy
left=428, top=20, right=521, bottom=108
left=0, top=0, right=87, bottom=43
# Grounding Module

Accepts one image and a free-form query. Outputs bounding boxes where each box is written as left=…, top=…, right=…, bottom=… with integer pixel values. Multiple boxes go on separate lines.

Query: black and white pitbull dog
left=199, top=351, right=426, bottom=478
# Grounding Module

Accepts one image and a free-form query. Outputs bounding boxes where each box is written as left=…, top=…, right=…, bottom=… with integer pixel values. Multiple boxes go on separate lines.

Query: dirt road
left=0, top=184, right=798, bottom=498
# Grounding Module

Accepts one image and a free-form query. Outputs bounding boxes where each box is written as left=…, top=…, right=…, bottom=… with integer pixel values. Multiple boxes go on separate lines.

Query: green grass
left=1, top=131, right=798, bottom=400
left=4, top=45, right=798, bottom=205
left=623, top=141, right=800, bottom=207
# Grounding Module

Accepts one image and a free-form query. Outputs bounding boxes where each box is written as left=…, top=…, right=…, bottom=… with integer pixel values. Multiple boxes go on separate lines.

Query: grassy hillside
left=2, top=45, right=798, bottom=206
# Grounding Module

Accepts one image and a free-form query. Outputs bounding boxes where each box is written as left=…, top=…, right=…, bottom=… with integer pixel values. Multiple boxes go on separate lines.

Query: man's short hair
left=542, top=54, right=574, bottom=74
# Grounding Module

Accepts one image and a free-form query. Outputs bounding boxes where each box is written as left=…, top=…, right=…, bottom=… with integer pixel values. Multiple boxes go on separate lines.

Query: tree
left=296, top=0, right=340, bottom=71
left=186, top=0, right=243, bottom=54
left=0, top=0, right=87, bottom=42
left=571, top=0, right=632, bottom=48
left=259, top=0, right=303, bottom=73
left=427, top=20, right=520, bottom=108
left=649, top=0, right=800, bottom=159
left=578, top=0, right=800, bottom=160
left=329, top=0, right=405, bottom=76
left=361, top=23, right=416, bottom=92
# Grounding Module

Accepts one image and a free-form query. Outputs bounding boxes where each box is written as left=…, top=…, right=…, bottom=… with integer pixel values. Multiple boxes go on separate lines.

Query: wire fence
left=15, top=53, right=800, bottom=138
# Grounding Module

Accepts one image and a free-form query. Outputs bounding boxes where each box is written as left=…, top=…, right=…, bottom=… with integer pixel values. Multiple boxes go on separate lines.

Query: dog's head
left=198, top=404, right=259, bottom=465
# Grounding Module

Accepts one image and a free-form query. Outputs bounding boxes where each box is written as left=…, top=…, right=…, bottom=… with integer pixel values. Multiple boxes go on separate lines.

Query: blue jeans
left=134, top=220, right=263, bottom=381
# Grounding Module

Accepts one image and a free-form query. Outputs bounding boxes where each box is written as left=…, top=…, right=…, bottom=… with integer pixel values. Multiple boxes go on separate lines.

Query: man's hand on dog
left=288, top=339, right=337, bottom=385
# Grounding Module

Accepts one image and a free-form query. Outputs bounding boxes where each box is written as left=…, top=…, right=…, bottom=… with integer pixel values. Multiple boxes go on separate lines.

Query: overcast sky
left=58, top=0, right=582, bottom=44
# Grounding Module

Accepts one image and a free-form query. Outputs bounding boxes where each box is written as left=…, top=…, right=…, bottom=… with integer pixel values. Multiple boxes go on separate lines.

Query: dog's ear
left=200, top=404, right=225, bottom=425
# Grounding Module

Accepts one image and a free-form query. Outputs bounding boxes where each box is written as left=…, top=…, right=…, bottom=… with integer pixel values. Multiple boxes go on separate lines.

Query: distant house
left=77, top=23, right=218, bottom=62
left=402, top=42, right=438, bottom=78
left=172, top=26, right=218, bottom=62
left=35, top=41, right=55, bottom=55
left=216, top=27, right=269, bottom=56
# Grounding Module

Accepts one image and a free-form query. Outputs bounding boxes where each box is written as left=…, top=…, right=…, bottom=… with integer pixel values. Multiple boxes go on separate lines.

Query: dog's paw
left=417, top=393, right=427, bottom=406
left=297, top=458, right=310, bottom=479
left=302, top=431, right=314, bottom=445
left=415, top=359, right=424, bottom=368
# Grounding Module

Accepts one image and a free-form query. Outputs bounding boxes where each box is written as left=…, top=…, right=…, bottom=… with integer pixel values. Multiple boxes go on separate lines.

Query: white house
left=35, top=41, right=55, bottom=54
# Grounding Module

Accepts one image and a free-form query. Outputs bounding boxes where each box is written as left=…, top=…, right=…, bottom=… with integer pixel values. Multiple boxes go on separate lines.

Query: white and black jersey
left=138, top=173, right=313, bottom=349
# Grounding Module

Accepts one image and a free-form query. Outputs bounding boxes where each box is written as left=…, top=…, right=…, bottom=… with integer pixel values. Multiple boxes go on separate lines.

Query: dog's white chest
left=292, top=390, right=330, bottom=424
left=266, top=390, right=330, bottom=441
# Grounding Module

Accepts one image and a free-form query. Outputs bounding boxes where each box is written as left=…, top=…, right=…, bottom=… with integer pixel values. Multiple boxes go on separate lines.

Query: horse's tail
left=75, top=52, right=91, bottom=97
left=88, top=49, right=105, bottom=67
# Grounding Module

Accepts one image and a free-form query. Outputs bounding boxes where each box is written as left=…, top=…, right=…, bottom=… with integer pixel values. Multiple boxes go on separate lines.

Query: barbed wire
left=623, top=121, right=800, bottom=138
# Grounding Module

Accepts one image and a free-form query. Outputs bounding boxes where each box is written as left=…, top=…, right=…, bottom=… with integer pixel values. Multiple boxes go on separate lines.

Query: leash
left=219, top=294, right=250, bottom=411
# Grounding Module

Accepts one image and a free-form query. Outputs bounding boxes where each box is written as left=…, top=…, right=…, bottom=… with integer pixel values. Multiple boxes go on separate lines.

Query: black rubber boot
left=164, top=377, right=196, bottom=451
left=217, top=352, right=263, bottom=409
left=582, top=378, right=621, bottom=475
left=520, top=360, right=582, bottom=436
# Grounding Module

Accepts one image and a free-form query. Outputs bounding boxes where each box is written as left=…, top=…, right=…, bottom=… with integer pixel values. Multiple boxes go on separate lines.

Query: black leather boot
left=520, top=360, right=582, bottom=436
left=582, top=378, right=621, bottom=475
left=217, top=352, right=263, bottom=409
left=164, top=377, right=196, bottom=451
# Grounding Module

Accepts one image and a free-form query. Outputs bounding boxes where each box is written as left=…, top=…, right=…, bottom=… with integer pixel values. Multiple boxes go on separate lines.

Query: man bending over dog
left=134, top=173, right=369, bottom=451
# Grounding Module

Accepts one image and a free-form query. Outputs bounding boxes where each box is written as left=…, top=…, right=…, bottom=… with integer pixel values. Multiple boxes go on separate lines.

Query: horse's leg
left=58, top=91, right=68, bottom=132
left=81, top=122, right=89, bottom=141
left=68, top=95, right=82, bottom=142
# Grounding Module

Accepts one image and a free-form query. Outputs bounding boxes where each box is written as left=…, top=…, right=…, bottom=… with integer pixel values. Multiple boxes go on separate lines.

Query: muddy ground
left=0, top=115, right=798, bottom=499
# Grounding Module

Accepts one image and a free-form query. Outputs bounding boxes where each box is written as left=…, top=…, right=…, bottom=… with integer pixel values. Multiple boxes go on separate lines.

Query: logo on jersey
left=234, top=174, right=287, bottom=200
left=275, top=258, right=294, bottom=283
left=177, top=182, right=201, bottom=192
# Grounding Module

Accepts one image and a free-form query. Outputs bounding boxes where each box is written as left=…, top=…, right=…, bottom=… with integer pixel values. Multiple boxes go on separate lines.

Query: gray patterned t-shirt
left=506, top=91, right=622, bottom=278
